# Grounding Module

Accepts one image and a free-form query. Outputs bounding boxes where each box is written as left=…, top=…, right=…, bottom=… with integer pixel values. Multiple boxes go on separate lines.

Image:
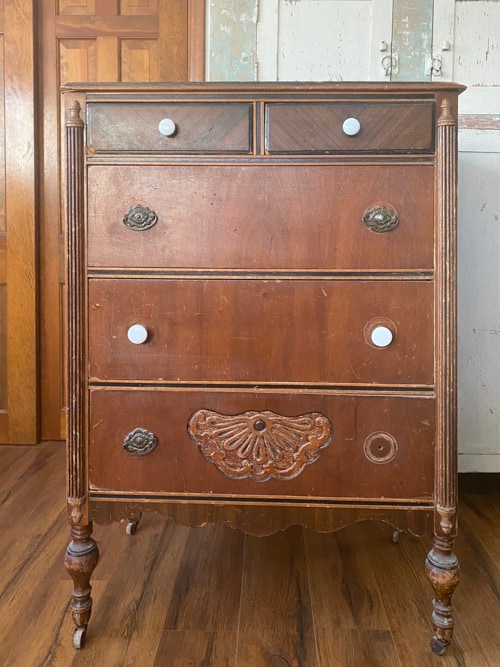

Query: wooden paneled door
left=0, top=0, right=205, bottom=444
left=0, top=0, right=37, bottom=444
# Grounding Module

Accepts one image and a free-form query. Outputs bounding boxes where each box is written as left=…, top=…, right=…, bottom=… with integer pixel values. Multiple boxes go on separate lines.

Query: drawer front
left=87, top=164, right=434, bottom=271
left=87, top=102, right=252, bottom=153
left=88, top=278, right=434, bottom=385
left=266, top=102, right=434, bottom=153
left=89, top=388, right=435, bottom=502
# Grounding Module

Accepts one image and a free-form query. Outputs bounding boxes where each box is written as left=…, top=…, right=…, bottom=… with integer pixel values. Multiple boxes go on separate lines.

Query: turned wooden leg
left=425, top=535, right=461, bottom=655
left=64, top=523, right=99, bottom=648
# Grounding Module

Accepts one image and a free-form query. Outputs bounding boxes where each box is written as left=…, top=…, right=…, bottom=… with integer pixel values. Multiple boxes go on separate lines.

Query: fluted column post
left=64, top=99, right=99, bottom=649
left=425, top=97, right=461, bottom=656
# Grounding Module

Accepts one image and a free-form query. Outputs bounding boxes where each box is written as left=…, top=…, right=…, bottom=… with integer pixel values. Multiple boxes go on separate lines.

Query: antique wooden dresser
left=62, top=82, right=465, bottom=653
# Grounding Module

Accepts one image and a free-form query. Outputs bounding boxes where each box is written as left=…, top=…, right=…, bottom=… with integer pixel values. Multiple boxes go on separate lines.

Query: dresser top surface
left=61, top=81, right=466, bottom=98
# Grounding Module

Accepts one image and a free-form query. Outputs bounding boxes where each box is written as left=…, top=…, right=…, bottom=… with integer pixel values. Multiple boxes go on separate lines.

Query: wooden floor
left=0, top=442, right=498, bottom=667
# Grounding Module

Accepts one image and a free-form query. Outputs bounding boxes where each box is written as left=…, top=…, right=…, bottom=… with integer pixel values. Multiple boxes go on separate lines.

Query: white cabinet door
left=207, top=0, right=393, bottom=81
left=256, top=0, right=393, bottom=81
left=208, top=0, right=439, bottom=82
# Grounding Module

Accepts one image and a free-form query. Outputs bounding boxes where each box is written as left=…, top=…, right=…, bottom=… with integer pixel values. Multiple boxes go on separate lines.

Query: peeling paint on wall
left=391, top=0, right=433, bottom=81
left=209, top=0, right=259, bottom=81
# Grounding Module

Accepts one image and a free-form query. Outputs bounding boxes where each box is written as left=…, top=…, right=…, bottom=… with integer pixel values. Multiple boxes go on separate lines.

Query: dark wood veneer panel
left=87, top=102, right=252, bottom=153
left=266, top=102, right=434, bottom=153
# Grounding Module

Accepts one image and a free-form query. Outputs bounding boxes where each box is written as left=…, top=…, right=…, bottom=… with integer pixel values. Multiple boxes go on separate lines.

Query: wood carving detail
left=437, top=505, right=456, bottom=535
left=363, top=204, right=399, bottom=233
left=123, top=204, right=158, bottom=231
left=67, top=496, right=86, bottom=524
left=187, top=409, right=333, bottom=481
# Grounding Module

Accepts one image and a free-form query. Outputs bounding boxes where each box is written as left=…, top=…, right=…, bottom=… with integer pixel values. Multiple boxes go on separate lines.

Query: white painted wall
left=207, top=0, right=500, bottom=471
left=452, top=1, right=500, bottom=472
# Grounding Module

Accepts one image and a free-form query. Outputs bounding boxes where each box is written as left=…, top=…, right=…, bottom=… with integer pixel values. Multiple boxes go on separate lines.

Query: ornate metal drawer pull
left=188, top=409, right=333, bottom=481
left=123, top=428, right=158, bottom=456
left=363, top=204, right=399, bottom=233
left=123, top=204, right=158, bottom=231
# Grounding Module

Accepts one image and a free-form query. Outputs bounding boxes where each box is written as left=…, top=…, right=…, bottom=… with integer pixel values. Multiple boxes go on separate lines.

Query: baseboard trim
left=458, top=453, right=500, bottom=473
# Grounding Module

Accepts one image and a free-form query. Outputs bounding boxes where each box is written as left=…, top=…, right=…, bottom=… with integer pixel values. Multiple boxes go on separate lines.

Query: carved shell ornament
left=363, top=204, right=399, bottom=233
left=187, top=409, right=333, bottom=481
left=123, top=203, right=158, bottom=231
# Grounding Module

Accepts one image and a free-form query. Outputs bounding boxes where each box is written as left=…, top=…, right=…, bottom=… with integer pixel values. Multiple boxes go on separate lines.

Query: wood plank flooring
left=0, top=441, right=498, bottom=666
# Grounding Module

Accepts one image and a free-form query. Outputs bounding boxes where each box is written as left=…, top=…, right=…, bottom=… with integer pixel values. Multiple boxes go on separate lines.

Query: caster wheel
left=126, top=520, right=139, bottom=535
left=392, top=529, right=403, bottom=544
left=430, top=636, right=448, bottom=656
left=73, top=625, right=87, bottom=649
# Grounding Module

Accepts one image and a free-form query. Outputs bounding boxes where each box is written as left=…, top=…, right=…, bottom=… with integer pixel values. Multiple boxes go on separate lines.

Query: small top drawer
left=87, top=102, right=253, bottom=154
left=265, top=102, right=434, bottom=153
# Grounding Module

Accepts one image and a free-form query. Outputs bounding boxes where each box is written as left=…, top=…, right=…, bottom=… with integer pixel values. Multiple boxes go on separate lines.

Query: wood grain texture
left=0, top=442, right=499, bottom=666
left=0, top=32, right=4, bottom=238
left=3, top=0, right=38, bottom=444
left=36, top=0, right=204, bottom=442
left=87, top=389, right=436, bottom=502
left=238, top=526, right=317, bottom=667
left=266, top=102, right=434, bottom=153
left=0, top=285, right=6, bottom=413
left=86, top=163, right=435, bottom=271
left=87, top=101, right=252, bottom=153
left=87, top=279, right=434, bottom=385
left=188, top=0, right=206, bottom=82
left=37, top=0, right=66, bottom=441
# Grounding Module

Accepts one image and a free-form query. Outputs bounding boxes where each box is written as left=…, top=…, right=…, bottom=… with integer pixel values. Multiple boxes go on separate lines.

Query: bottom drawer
left=89, top=389, right=435, bottom=503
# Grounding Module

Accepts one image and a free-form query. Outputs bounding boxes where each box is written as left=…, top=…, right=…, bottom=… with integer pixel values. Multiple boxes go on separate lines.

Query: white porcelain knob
left=158, top=118, right=176, bottom=136
left=370, top=326, right=393, bottom=348
left=342, top=117, right=361, bottom=136
left=127, top=324, right=148, bottom=345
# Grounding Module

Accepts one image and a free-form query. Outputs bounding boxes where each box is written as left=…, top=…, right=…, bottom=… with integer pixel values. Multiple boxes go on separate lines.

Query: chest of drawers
left=63, top=82, right=464, bottom=654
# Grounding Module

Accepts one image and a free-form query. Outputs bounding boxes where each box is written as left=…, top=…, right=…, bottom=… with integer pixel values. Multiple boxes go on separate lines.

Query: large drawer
left=265, top=102, right=434, bottom=153
left=88, top=388, right=435, bottom=502
left=86, top=102, right=253, bottom=154
left=87, top=164, right=434, bottom=271
left=88, top=278, right=434, bottom=386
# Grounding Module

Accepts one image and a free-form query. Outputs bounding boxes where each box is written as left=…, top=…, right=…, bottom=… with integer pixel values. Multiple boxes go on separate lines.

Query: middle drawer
left=88, top=278, right=434, bottom=386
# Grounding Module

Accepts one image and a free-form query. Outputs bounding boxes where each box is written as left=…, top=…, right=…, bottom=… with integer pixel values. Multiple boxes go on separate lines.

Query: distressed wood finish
left=87, top=163, right=435, bottom=271
left=265, top=102, right=434, bottom=153
left=424, top=98, right=461, bottom=656
left=87, top=101, right=252, bottom=153
left=65, top=101, right=87, bottom=525
left=88, top=389, right=436, bottom=501
left=63, top=82, right=465, bottom=654
left=87, top=278, right=435, bottom=385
